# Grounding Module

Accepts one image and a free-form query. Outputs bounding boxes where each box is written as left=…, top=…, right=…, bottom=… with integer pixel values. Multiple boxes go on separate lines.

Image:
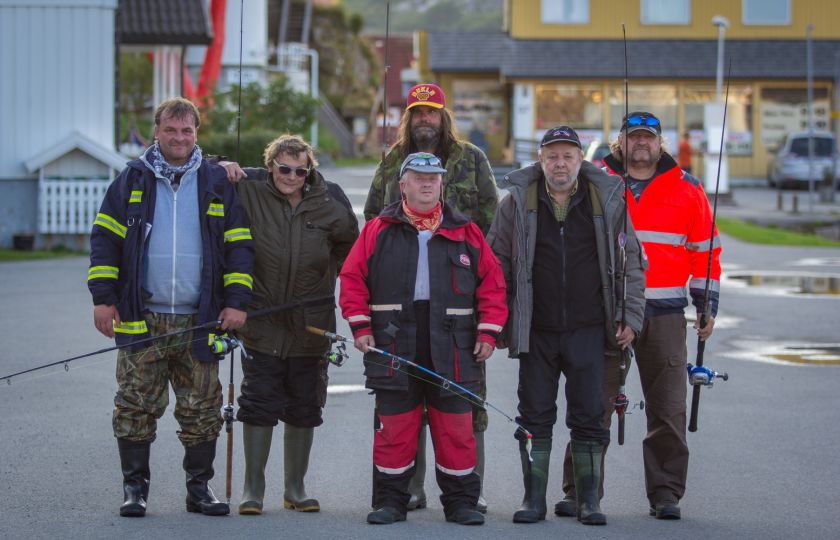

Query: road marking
left=327, top=384, right=367, bottom=394
left=723, top=340, right=840, bottom=367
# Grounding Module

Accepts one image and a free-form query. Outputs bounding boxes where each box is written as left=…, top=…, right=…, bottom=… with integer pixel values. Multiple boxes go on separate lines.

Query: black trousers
left=236, top=351, right=327, bottom=428
left=371, top=301, right=480, bottom=515
left=516, top=324, right=609, bottom=443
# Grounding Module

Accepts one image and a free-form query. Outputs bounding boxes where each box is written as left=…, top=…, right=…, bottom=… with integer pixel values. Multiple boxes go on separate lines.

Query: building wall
left=510, top=0, right=840, bottom=40
left=0, top=179, right=38, bottom=247
left=0, top=0, right=117, bottom=179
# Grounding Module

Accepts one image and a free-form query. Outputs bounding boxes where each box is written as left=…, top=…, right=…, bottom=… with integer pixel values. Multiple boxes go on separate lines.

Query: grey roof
left=428, top=33, right=840, bottom=80
left=117, top=0, right=213, bottom=46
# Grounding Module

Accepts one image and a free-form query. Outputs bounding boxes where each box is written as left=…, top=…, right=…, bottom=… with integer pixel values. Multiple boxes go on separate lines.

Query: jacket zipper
left=170, top=187, right=178, bottom=312
left=560, top=223, right=566, bottom=327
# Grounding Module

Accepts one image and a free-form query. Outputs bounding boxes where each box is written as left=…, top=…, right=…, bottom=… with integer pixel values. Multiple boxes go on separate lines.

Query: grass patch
left=0, top=247, right=86, bottom=262
left=717, top=217, right=840, bottom=247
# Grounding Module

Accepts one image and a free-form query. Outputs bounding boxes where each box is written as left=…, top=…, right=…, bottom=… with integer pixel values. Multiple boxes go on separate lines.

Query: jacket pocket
left=449, top=249, right=476, bottom=295
left=364, top=331, right=396, bottom=379
left=451, top=329, right=479, bottom=383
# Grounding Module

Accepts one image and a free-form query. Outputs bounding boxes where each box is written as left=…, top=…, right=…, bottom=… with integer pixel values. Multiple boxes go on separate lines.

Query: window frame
left=640, top=0, right=691, bottom=26
left=742, top=0, right=791, bottom=26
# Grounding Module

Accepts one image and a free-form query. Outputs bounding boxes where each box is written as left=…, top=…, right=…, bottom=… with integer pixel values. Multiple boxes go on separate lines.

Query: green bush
left=201, top=130, right=277, bottom=168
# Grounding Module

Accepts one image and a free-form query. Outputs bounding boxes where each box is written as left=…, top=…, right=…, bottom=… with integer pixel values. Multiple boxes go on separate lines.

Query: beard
left=628, top=146, right=658, bottom=168
left=411, top=124, right=441, bottom=150
left=544, top=162, right=581, bottom=193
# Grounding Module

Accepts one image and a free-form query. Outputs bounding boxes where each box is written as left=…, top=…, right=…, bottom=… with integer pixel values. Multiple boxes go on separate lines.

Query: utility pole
left=806, top=24, right=815, bottom=213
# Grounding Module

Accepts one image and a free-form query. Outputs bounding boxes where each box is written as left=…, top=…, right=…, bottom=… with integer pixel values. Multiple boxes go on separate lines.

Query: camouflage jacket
left=363, top=140, right=498, bottom=235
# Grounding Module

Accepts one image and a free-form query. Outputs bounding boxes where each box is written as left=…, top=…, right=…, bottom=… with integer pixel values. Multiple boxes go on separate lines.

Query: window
left=760, top=87, right=830, bottom=148
left=743, top=0, right=790, bottom=25
left=542, top=0, right=589, bottom=24
left=641, top=0, right=690, bottom=25
left=609, top=84, right=678, bottom=143
left=684, top=85, right=754, bottom=155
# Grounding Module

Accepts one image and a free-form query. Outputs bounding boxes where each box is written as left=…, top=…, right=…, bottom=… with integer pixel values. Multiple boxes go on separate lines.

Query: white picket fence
left=39, top=178, right=110, bottom=234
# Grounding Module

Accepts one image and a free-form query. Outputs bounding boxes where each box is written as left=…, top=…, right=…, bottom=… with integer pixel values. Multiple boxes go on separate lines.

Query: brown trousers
left=562, top=313, right=688, bottom=505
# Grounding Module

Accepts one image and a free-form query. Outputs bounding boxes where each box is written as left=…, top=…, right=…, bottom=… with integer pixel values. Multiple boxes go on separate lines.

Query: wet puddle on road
left=725, top=272, right=840, bottom=296
left=724, top=341, right=840, bottom=366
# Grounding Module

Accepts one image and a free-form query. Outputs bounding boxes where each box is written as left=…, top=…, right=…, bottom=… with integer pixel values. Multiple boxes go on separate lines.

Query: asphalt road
left=1, top=168, right=838, bottom=539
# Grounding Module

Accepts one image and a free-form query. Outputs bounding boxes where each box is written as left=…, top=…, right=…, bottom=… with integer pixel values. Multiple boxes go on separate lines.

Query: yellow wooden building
left=419, top=0, right=840, bottom=178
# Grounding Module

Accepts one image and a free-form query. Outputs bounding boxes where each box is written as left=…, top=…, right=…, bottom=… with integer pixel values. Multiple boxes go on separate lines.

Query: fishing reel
left=324, top=341, right=348, bottom=367
left=687, top=363, right=729, bottom=387
left=209, top=333, right=251, bottom=361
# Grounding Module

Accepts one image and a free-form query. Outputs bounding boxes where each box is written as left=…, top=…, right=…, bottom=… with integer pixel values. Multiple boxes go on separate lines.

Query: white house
left=0, top=0, right=121, bottom=249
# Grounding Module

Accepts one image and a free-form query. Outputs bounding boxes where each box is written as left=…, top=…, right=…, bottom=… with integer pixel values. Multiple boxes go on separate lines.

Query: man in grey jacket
left=487, top=126, right=646, bottom=526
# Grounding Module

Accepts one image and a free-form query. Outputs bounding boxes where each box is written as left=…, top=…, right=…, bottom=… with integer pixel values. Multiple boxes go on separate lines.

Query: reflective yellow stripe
left=224, top=227, right=252, bottom=243
left=113, top=320, right=148, bottom=334
left=129, top=190, right=143, bottom=204
left=93, top=213, right=127, bottom=238
left=223, top=272, right=253, bottom=289
left=208, top=202, right=225, bottom=217
left=87, top=265, right=119, bottom=281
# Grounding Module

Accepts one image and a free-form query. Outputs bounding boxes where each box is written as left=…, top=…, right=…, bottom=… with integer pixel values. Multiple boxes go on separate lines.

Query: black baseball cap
left=621, top=111, right=662, bottom=135
left=540, top=125, right=581, bottom=149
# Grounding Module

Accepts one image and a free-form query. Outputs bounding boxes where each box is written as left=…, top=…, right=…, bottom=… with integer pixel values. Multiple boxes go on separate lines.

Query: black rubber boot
left=283, top=424, right=320, bottom=512
left=571, top=440, right=606, bottom=526
left=406, top=424, right=427, bottom=511
left=446, top=505, right=485, bottom=525
left=183, top=439, right=230, bottom=516
left=117, top=438, right=150, bottom=517
left=512, top=438, right=551, bottom=523
left=367, top=506, right=407, bottom=524
left=239, top=424, right=273, bottom=515
left=554, top=494, right=577, bottom=517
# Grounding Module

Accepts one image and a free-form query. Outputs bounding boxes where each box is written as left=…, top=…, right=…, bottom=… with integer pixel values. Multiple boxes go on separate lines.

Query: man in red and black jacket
left=339, top=152, right=507, bottom=526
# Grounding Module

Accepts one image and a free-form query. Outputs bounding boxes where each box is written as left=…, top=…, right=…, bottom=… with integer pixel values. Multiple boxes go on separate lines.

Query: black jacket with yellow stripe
left=88, top=158, right=254, bottom=361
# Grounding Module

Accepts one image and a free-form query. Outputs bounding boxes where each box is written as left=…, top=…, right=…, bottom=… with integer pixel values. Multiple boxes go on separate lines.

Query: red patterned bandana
left=402, top=200, right=442, bottom=232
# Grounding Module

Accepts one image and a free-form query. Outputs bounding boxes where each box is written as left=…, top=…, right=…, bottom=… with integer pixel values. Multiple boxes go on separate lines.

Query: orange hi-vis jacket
left=604, top=153, right=721, bottom=319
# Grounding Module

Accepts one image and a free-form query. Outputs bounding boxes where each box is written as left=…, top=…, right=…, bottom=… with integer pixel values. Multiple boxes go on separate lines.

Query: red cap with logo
left=406, top=83, right=446, bottom=110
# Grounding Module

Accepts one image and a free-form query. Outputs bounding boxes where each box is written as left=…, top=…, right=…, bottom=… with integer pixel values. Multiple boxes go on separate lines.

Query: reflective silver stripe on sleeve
left=644, top=286, right=688, bottom=299
left=348, top=314, right=371, bottom=323
left=636, top=230, right=687, bottom=246
left=477, top=322, right=504, bottom=332
left=689, top=278, right=720, bottom=292
left=685, top=235, right=722, bottom=252
left=369, top=304, right=402, bottom=311
left=445, top=308, right=474, bottom=315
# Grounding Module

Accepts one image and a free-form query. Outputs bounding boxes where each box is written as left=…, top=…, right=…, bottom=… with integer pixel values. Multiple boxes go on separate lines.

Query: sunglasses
left=625, top=114, right=661, bottom=128
left=406, top=155, right=443, bottom=168
left=273, top=160, right=310, bottom=178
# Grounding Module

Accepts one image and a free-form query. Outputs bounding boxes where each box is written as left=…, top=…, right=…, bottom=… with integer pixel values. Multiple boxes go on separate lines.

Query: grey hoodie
left=486, top=160, right=647, bottom=358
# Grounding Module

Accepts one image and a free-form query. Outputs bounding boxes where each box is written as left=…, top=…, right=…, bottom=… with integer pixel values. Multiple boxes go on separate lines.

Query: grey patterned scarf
left=144, top=141, right=203, bottom=182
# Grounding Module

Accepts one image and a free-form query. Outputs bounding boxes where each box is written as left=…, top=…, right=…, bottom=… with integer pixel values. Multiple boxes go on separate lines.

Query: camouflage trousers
left=113, top=312, right=222, bottom=446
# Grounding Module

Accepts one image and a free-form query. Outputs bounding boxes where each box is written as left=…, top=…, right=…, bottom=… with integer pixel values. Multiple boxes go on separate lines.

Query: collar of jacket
left=378, top=198, right=470, bottom=231
left=127, top=158, right=224, bottom=200
left=502, top=160, right=625, bottom=212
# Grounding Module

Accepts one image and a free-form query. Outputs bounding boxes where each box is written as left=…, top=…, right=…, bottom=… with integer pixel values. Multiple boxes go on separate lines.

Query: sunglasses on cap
left=405, top=154, right=443, bottom=168
left=624, top=114, right=661, bottom=128
left=272, top=160, right=310, bottom=178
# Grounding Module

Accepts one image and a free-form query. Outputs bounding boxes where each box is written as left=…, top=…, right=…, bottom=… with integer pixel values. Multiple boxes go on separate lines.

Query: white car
left=767, top=131, right=839, bottom=189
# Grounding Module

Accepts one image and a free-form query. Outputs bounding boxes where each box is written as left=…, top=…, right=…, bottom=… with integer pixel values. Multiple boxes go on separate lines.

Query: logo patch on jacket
left=459, top=254, right=471, bottom=267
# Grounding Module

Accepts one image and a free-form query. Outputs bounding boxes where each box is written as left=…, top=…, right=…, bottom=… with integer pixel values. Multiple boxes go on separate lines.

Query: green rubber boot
left=238, top=424, right=273, bottom=515
left=571, top=440, right=606, bottom=526
left=283, top=425, right=320, bottom=512
left=512, top=438, right=551, bottom=523
left=475, top=430, right=487, bottom=513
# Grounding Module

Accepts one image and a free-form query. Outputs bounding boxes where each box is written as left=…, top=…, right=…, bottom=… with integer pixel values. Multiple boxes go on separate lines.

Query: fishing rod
left=224, top=0, right=247, bottom=505
left=687, top=61, right=732, bottom=432
left=0, top=296, right=335, bottom=385
left=306, top=326, right=534, bottom=459
left=614, top=23, right=634, bottom=446
left=379, top=2, right=391, bottom=206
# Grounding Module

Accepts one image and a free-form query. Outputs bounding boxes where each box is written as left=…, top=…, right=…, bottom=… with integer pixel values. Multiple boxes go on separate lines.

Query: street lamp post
left=807, top=24, right=815, bottom=213
left=704, top=16, right=730, bottom=198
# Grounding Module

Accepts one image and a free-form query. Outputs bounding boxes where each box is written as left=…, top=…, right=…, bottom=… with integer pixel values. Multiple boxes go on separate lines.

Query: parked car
left=767, top=131, right=839, bottom=189
left=584, top=139, right=612, bottom=169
